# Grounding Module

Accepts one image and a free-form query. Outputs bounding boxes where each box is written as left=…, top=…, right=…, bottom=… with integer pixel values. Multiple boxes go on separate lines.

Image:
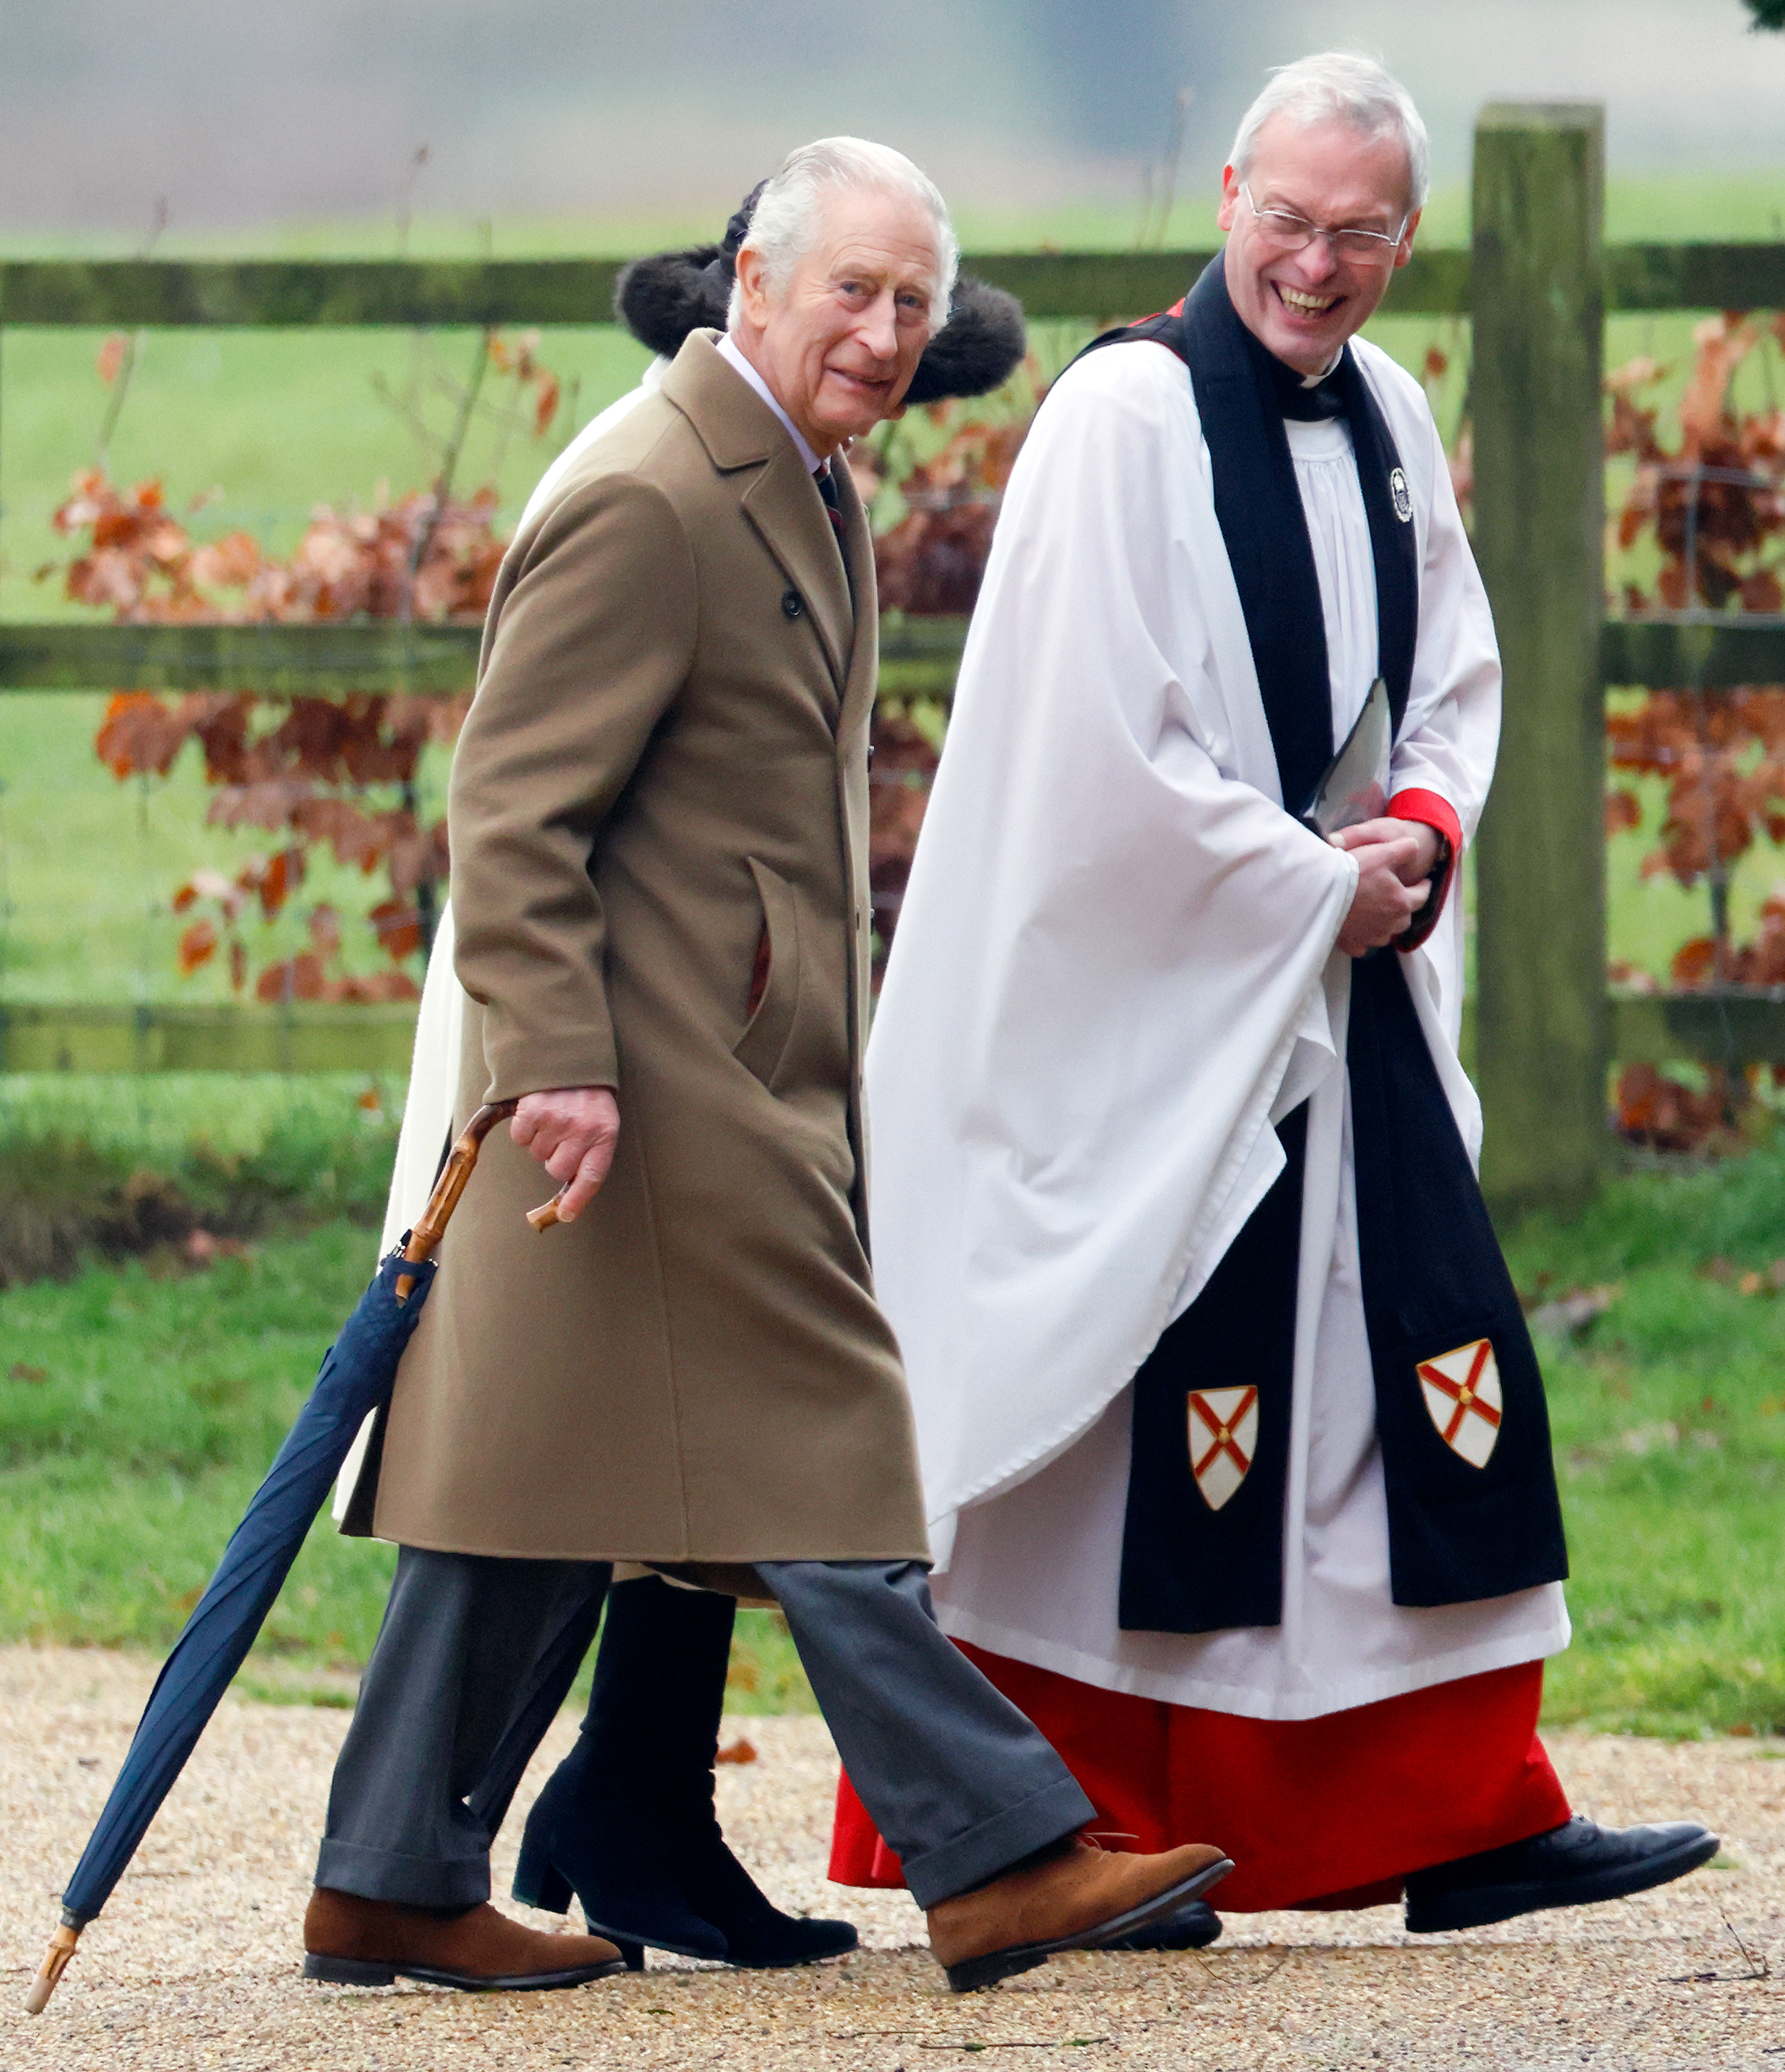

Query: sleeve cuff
left=1389, top=787, right=1462, bottom=952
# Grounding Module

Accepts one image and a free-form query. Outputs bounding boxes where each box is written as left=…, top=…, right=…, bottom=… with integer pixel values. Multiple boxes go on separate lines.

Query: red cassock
left=831, top=1642, right=1569, bottom=1911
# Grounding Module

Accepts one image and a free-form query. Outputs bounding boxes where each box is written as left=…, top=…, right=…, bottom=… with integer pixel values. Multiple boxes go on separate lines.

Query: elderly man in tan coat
left=302, top=139, right=1232, bottom=1999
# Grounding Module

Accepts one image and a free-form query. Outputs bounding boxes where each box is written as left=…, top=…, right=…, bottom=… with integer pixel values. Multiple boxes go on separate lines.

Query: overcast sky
left=1, top=0, right=1780, bottom=236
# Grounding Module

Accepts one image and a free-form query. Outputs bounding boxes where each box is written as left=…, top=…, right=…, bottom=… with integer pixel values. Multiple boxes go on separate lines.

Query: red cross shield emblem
left=1417, top=1338, right=1503, bottom=1468
left=1187, top=1386, right=1258, bottom=1512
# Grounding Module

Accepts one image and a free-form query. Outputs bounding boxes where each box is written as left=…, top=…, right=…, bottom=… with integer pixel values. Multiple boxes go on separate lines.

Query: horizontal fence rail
left=8, top=615, right=1784, bottom=699
left=12, top=976, right=1785, bottom=1085
left=1600, top=620, right=1785, bottom=690
left=0, top=621, right=483, bottom=694
left=0, top=1001, right=419, bottom=1074
left=0, top=241, right=1776, bottom=331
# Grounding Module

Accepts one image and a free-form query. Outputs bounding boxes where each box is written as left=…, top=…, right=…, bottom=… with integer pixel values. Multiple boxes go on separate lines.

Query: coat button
left=782, top=589, right=803, bottom=620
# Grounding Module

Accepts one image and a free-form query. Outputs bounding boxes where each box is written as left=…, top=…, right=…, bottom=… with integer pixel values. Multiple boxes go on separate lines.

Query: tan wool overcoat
left=347, top=331, right=929, bottom=1566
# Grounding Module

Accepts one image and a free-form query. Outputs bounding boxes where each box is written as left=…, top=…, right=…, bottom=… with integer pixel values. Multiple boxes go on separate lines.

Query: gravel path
left=3, top=1646, right=1780, bottom=2069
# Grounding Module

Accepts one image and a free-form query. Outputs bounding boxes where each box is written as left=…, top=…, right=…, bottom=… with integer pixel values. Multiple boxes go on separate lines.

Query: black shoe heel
left=609, top=1935, right=646, bottom=1971
left=303, top=1953, right=398, bottom=1986
left=512, top=1836, right=575, bottom=1915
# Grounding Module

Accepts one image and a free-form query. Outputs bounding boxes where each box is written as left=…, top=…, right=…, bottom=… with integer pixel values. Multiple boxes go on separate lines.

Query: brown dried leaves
left=52, top=469, right=508, bottom=627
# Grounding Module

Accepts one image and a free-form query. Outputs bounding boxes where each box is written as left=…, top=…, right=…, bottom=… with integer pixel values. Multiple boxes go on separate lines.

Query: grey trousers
left=316, top=1549, right=1092, bottom=1912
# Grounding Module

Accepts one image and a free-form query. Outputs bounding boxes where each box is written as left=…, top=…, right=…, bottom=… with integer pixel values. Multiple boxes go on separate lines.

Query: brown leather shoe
left=303, top=1888, right=626, bottom=1992
left=927, top=1840, right=1233, bottom=1993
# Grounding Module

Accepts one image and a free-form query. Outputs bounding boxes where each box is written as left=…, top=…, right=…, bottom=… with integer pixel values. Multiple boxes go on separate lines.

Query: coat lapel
left=661, top=332, right=852, bottom=708
left=741, top=450, right=853, bottom=703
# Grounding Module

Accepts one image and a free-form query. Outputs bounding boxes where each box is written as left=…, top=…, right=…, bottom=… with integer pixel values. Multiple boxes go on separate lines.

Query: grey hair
left=1230, top=52, right=1430, bottom=215
left=726, top=136, right=960, bottom=332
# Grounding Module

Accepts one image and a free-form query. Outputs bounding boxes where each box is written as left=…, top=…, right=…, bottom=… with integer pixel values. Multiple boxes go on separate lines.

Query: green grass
left=0, top=1222, right=398, bottom=1662
left=0, top=1068, right=407, bottom=1161
left=0, top=1114, right=1779, bottom=1731
left=1504, top=1138, right=1785, bottom=1737
left=0, top=1212, right=811, bottom=1712
left=0, top=1075, right=405, bottom=1290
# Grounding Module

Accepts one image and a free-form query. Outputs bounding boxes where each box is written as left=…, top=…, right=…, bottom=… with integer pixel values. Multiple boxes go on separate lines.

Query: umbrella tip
left=23, top=1922, right=80, bottom=2014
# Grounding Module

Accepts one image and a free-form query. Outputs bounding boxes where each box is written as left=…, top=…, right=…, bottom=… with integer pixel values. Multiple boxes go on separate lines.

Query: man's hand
left=1329, top=819, right=1437, bottom=956
left=1332, top=817, right=1441, bottom=884
left=510, top=1087, right=620, bottom=1224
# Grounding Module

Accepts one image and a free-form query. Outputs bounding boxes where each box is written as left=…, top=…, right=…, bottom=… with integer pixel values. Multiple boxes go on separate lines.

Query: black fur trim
left=613, top=244, right=733, bottom=359
left=903, top=276, right=1028, bottom=406
left=614, top=243, right=1028, bottom=407
left=723, top=181, right=768, bottom=259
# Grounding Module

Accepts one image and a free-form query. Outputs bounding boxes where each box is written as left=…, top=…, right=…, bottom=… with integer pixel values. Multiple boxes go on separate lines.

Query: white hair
left=727, top=136, right=960, bottom=332
left=1231, top=52, right=1430, bottom=215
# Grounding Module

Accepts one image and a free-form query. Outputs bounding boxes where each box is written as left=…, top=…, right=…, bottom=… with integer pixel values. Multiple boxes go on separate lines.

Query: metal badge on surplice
left=1186, top=1386, right=1258, bottom=1512
left=1417, top=1338, right=1504, bottom=1468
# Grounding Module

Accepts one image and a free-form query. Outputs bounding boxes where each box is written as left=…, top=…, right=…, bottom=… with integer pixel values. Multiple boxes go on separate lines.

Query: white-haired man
left=302, top=137, right=1230, bottom=1999
left=834, top=62, right=1717, bottom=1937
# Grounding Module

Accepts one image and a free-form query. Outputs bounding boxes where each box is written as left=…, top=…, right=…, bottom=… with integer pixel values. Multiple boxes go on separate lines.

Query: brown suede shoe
left=927, top=1840, right=1233, bottom=1993
left=303, top=1889, right=626, bottom=1992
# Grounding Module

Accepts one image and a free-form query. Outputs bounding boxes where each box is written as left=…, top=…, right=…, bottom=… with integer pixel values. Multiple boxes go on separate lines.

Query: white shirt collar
left=716, top=332, right=823, bottom=474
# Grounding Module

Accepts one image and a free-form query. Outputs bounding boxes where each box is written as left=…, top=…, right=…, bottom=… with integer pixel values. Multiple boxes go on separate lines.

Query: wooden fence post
left=1471, top=103, right=1607, bottom=1217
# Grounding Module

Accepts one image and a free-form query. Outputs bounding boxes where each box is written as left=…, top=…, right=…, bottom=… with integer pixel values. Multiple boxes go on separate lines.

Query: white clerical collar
left=1302, top=353, right=1343, bottom=388
left=717, top=333, right=824, bottom=474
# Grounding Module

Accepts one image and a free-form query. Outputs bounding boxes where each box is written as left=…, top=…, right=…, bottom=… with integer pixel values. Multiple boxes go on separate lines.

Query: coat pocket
left=733, top=857, right=802, bottom=1089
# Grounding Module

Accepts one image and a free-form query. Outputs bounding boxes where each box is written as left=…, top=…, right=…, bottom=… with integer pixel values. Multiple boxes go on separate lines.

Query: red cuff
left=1388, top=788, right=1462, bottom=952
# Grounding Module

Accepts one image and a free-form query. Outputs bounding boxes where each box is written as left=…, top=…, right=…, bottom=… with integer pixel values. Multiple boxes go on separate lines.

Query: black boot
left=1403, top=1814, right=1719, bottom=1933
left=512, top=1575, right=857, bottom=1968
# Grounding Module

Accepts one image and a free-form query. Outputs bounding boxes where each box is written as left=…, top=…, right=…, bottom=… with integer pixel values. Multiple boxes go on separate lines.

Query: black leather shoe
left=514, top=1575, right=856, bottom=1970
left=1404, top=1814, right=1719, bottom=1933
left=1101, top=1899, right=1222, bottom=1951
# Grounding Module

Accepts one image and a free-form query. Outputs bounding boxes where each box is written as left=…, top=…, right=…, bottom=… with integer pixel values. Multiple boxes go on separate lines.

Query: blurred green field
left=0, top=690, right=456, bottom=1002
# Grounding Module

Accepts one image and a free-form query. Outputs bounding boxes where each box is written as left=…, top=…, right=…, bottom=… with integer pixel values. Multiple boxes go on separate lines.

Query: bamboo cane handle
left=394, top=1101, right=569, bottom=1297
left=23, top=1922, right=79, bottom=2014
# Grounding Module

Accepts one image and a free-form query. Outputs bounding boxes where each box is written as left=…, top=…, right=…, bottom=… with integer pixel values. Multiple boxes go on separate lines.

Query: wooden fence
left=2, top=101, right=1782, bottom=1211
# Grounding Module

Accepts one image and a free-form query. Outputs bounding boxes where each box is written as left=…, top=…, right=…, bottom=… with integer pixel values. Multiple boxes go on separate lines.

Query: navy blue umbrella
left=25, top=1101, right=554, bottom=2013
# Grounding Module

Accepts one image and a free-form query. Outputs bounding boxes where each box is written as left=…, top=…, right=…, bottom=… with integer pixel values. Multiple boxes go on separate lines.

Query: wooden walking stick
left=394, top=1100, right=566, bottom=1295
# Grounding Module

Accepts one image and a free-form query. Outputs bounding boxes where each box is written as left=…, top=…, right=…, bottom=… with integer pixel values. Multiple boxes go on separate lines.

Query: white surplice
left=867, top=337, right=1569, bottom=1720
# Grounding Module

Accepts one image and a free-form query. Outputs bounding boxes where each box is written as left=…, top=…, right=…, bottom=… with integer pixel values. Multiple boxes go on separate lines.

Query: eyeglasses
left=1240, top=183, right=1407, bottom=265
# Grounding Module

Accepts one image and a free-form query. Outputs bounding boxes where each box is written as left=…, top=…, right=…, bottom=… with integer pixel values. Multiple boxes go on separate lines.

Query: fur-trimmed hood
left=614, top=187, right=1025, bottom=404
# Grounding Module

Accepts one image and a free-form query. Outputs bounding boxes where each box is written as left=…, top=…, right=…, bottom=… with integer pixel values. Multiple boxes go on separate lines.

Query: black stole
left=1083, top=258, right=1419, bottom=805
left=1100, top=260, right=1569, bottom=1632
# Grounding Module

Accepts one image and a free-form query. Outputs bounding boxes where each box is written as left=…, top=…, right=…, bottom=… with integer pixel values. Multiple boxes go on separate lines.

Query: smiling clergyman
left=832, top=55, right=1719, bottom=1940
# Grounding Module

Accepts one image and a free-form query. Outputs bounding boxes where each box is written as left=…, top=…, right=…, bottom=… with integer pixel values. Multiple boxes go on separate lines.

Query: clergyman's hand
left=1329, top=824, right=1430, bottom=957
left=1330, top=817, right=1441, bottom=885
left=510, top=1086, right=620, bottom=1223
